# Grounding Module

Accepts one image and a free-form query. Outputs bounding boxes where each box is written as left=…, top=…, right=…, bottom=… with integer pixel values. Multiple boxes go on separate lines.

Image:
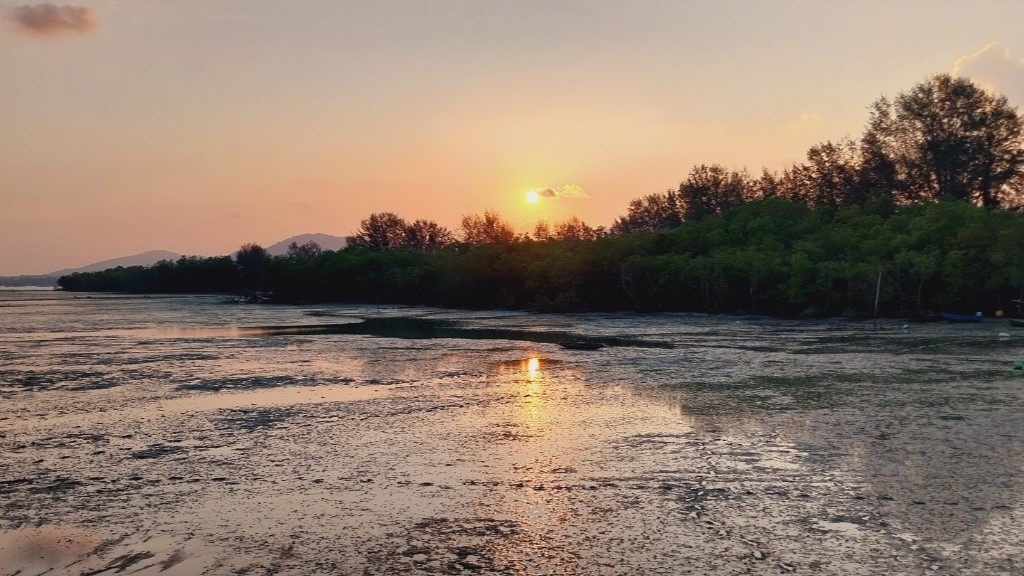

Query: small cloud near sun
left=527, top=185, right=589, bottom=202
left=6, top=3, right=96, bottom=36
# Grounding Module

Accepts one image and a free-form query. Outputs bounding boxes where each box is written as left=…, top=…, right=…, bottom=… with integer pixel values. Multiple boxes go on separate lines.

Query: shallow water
left=2, top=291, right=1023, bottom=575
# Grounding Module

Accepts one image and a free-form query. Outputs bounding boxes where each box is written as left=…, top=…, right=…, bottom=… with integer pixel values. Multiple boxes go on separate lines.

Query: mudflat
left=2, top=293, right=1022, bottom=575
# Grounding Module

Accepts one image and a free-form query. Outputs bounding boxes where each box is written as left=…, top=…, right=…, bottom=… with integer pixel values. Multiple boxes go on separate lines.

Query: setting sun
left=525, top=190, right=540, bottom=204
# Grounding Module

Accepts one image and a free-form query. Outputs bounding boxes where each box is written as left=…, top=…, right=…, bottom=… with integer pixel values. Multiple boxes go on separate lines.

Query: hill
left=2, top=238, right=350, bottom=287
left=48, top=250, right=183, bottom=277
left=0, top=274, right=61, bottom=287
left=265, top=233, right=347, bottom=256
left=0, top=250, right=184, bottom=287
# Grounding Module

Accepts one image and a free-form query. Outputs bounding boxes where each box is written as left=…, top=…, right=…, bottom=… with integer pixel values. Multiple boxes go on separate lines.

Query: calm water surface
left=1, top=291, right=1023, bottom=575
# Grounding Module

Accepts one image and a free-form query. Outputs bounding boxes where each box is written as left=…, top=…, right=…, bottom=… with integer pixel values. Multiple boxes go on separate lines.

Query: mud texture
left=2, top=292, right=1023, bottom=575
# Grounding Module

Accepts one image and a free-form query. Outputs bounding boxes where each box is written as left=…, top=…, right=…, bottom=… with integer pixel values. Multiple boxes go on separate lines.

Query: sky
left=2, top=0, right=1024, bottom=275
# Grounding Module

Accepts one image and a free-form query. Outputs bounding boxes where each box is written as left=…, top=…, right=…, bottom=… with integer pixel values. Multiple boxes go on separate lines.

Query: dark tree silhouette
left=611, top=189, right=683, bottom=233
left=553, top=216, right=596, bottom=240
left=679, top=164, right=749, bottom=221
left=404, top=219, right=456, bottom=252
left=460, top=210, right=515, bottom=244
left=532, top=219, right=553, bottom=241
left=862, top=74, right=1024, bottom=208
left=235, top=243, right=267, bottom=290
left=286, top=241, right=323, bottom=259
left=788, top=139, right=866, bottom=208
left=349, top=212, right=408, bottom=250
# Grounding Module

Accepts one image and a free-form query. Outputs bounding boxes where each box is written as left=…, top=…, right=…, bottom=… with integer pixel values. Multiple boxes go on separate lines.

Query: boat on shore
left=941, top=312, right=983, bottom=323
left=1008, top=318, right=1024, bottom=328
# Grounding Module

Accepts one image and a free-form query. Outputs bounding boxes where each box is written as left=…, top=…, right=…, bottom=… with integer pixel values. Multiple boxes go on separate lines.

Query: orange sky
left=2, top=1, right=1024, bottom=275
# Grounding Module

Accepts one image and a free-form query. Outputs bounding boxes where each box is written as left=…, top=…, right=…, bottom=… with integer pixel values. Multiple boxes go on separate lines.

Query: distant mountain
left=265, top=233, right=347, bottom=256
left=0, top=274, right=60, bottom=287
left=0, top=249, right=184, bottom=287
left=2, top=237, right=349, bottom=288
left=48, top=250, right=183, bottom=277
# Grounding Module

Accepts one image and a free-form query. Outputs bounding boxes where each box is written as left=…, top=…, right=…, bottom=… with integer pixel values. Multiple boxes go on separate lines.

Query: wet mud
left=2, top=293, right=1024, bottom=574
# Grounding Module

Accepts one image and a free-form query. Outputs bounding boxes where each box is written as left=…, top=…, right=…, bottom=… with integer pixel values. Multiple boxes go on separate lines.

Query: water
left=2, top=291, right=1023, bottom=574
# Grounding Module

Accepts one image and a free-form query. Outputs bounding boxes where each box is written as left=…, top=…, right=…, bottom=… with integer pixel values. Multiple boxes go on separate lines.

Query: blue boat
left=941, top=312, right=983, bottom=323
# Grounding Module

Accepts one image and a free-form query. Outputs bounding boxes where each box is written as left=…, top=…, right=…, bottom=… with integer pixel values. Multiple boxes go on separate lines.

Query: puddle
left=0, top=527, right=213, bottom=576
left=78, top=317, right=674, bottom=348
left=814, top=520, right=864, bottom=536
left=0, top=526, right=99, bottom=570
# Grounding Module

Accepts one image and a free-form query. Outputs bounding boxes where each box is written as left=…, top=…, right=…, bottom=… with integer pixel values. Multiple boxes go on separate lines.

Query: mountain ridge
left=265, top=233, right=347, bottom=256
left=1, top=234, right=349, bottom=286
left=47, top=250, right=184, bottom=277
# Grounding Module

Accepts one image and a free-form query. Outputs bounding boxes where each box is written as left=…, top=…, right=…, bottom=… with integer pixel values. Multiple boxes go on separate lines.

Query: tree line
left=59, top=74, right=1024, bottom=316
left=613, top=74, right=1023, bottom=232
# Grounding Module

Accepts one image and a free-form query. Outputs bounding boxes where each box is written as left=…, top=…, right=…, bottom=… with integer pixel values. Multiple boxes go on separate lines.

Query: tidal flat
left=1, top=292, right=1023, bottom=575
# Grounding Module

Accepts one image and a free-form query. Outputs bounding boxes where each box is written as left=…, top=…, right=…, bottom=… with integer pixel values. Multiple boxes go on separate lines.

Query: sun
left=525, top=189, right=540, bottom=204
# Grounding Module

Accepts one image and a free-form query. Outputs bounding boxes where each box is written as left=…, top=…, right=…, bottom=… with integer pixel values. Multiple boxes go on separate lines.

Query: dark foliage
left=862, top=74, right=1024, bottom=208
left=58, top=200, right=1024, bottom=317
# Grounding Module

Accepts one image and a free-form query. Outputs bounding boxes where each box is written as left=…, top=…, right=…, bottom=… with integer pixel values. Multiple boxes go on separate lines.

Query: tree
left=404, top=219, right=455, bottom=252
left=349, top=212, right=408, bottom=250
left=235, top=243, right=267, bottom=290
left=611, top=189, right=683, bottom=233
left=751, top=168, right=782, bottom=200
left=789, top=139, right=866, bottom=208
left=286, top=241, right=323, bottom=259
left=679, top=164, right=750, bottom=221
left=553, top=216, right=596, bottom=240
left=532, top=219, right=552, bottom=241
left=460, top=210, right=515, bottom=244
left=862, top=74, right=1024, bottom=208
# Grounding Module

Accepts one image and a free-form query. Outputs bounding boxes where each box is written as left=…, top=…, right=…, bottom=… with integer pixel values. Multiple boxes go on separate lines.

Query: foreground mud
left=2, top=294, right=1023, bottom=574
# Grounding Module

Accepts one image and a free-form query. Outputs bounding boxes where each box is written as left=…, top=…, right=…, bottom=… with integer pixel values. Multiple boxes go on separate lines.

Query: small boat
left=1008, top=318, right=1024, bottom=328
left=941, top=312, right=983, bottom=323
left=558, top=340, right=604, bottom=351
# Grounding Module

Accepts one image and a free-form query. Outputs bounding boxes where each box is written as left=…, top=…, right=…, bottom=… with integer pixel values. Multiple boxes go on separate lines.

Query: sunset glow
left=1, top=2, right=1023, bottom=276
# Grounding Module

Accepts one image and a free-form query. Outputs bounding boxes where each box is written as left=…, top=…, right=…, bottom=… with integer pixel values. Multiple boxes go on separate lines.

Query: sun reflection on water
left=482, top=355, right=592, bottom=573
left=517, top=357, right=545, bottom=429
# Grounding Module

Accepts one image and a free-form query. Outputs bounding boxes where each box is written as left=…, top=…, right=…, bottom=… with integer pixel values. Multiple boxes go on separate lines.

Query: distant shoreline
left=0, top=285, right=55, bottom=291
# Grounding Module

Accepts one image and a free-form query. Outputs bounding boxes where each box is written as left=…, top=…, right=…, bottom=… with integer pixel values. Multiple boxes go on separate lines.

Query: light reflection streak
left=527, top=357, right=539, bottom=377
left=482, top=355, right=585, bottom=572
left=518, top=357, right=545, bottom=430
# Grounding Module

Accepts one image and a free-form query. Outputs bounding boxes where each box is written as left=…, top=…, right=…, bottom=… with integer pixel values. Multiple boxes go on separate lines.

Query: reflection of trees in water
left=629, top=373, right=1024, bottom=562
left=815, top=404, right=1024, bottom=553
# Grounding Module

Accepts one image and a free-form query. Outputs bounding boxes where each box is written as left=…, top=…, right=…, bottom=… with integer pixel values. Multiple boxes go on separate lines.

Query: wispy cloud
left=798, top=111, right=821, bottom=124
left=536, top=184, right=589, bottom=199
left=952, top=43, right=1024, bottom=106
left=7, top=3, right=96, bottom=36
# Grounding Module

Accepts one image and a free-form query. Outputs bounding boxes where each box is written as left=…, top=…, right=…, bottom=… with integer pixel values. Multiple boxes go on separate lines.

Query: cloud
left=536, top=184, right=589, bottom=199
left=7, top=3, right=96, bottom=36
left=951, top=43, right=1024, bottom=106
left=798, top=111, right=821, bottom=124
